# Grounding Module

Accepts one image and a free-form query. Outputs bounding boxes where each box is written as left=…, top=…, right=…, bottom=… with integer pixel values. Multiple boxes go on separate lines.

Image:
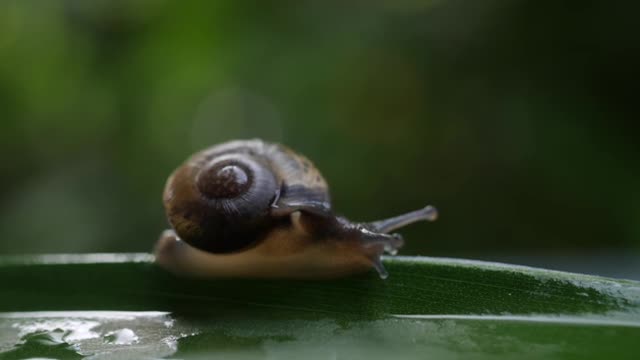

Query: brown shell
left=163, top=139, right=331, bottom=253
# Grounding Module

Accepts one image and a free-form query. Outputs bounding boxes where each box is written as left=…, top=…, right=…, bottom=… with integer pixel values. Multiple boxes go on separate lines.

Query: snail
left=154, top=139, right=437, bottom=279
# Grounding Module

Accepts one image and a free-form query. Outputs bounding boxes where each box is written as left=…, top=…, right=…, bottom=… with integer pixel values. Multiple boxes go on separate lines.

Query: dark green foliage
left=0, top=1, right=638, bottom=257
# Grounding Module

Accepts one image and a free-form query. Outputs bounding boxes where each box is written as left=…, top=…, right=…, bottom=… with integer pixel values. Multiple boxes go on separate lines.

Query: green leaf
left=1, top=254, right=638, bottom=359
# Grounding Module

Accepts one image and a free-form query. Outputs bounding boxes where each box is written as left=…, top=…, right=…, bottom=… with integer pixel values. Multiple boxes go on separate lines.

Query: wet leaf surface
left=1, top=254, right=638, bottom=359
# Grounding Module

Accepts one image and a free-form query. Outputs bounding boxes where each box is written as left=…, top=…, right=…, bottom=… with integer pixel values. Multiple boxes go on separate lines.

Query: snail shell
left=163, top=139, right=330, bottom=253
left=155, top=139, right=437, bottom=279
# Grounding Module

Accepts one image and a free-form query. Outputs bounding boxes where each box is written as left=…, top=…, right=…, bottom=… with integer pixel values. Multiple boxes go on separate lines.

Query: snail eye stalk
left=366, top=205, right=438, bottom=234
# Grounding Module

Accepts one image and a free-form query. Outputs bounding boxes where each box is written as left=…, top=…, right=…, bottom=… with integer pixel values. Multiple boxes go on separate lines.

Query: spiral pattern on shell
left=195, top=153, right=278, bottom=218
left=163, top=149, right=279, bottom=253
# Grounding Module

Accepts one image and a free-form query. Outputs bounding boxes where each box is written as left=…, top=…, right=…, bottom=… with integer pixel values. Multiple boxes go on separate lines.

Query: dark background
left=1, top=1, right=638, bottom=277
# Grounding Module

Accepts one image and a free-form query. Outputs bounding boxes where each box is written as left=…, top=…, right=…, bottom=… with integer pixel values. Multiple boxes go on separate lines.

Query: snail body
left=154, top=139, right=437, bottom=279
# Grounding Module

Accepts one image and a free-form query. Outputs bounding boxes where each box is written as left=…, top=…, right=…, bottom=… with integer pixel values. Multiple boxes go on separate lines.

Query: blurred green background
left=1, top=1, right=638, bottom=277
